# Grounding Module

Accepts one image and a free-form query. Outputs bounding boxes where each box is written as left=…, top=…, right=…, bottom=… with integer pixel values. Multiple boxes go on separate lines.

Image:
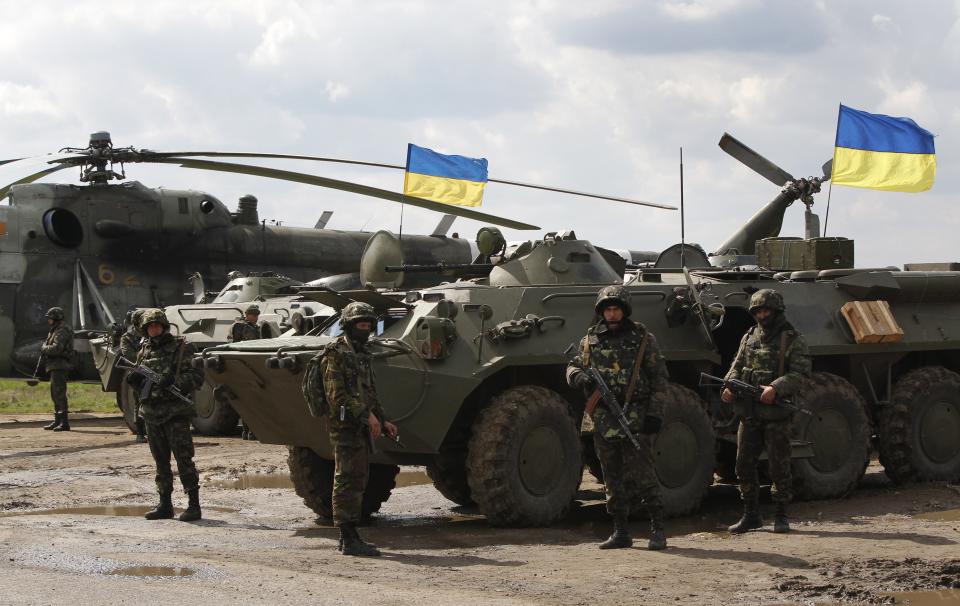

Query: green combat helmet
left=340, top=302, right=377, bottom=327
left=594, top=285, right=632, bottom=317
left=244, top=305, right=261, bottom=316
left=748, top=289, right=785, bottom=313
left=140, top=308, right=170, bottom=332
left=45, top=307, right=65, bottom=321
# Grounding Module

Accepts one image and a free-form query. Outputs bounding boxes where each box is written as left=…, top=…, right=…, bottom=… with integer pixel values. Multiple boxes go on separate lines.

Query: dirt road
left=1, top=414, right=959, bottom=605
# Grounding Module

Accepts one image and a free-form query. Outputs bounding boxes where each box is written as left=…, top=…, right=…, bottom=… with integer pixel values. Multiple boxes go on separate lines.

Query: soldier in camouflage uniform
left=305, top=301, right=398, bottom=557
left=40, top=307, right=74, bottom=432
left=120, top=308, right=148, bottom=443
left=230, top=304, right=263, bottom=440
left=125, top=309, right=205, bottom=522
left=723, top=288, right=811, bottom=534
left=566, top=286, right=670, bottom=551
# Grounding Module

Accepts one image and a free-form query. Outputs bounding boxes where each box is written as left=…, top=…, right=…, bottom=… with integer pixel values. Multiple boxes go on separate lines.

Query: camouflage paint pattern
left=145, top=417, right=199, bottom=495
left=136, top=333, right=202, bottom=425
left=41, top=322, right=73, bottom=372
left=230, top=320, right=261, bottom=343
left=736, top=418, right=793, bottom=504
left=593, top=432, right=661, bottom=516
left=48, top=369, right=68, bottom=415
left=119, top=325, right=142, bottom=361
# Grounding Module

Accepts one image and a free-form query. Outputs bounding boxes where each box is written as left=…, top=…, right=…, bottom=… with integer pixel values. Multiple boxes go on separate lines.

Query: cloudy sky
left=1, top=0, right=957, bottom=267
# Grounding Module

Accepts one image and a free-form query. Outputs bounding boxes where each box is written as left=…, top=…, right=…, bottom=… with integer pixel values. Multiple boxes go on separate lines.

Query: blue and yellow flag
left=832, top=104, right=936, bottom=192
left=403, top=144, right=488, bottom=207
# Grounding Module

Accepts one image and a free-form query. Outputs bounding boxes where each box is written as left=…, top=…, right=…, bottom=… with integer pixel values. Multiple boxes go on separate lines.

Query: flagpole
left=823, top=179, right=834, bottom=237
left=680, top=147, right=685, bottom=268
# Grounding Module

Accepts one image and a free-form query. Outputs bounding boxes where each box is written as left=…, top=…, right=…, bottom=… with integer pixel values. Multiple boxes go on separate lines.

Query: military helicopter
left=0, top=131, right=674, bottom=380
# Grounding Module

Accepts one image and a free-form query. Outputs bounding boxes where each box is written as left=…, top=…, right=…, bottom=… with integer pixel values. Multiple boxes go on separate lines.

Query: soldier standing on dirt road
left=566, top=286, right=670, bottom=551
left=723, top=288, right=811, bottom=535
left=230, top=304, right=265, bottom=440
left=40, top=307, right=74, bottom=432
left=125, top=309, right=205, bottom=522
left=304, top=301, right=398, bottom=557
left=120, top=308, right=148, bottom=443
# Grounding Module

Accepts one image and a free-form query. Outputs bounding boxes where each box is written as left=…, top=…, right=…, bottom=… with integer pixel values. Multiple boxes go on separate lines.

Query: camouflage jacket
left=41, top=323, right=74, bottom=371
left=230, top=320, right=261, bottom=343
left=136, top=332, right=202, bottom=424
left=317, top=335, right=386, bottom=436
left=119, top=325, right=142, bottom=362
left=566, top=320, right=669, bottom=439
left=725, top=315, right=812, bottom=421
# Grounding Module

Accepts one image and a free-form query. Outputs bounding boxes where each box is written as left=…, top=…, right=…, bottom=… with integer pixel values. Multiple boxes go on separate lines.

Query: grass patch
left=0, top=379, right=118, bottom=414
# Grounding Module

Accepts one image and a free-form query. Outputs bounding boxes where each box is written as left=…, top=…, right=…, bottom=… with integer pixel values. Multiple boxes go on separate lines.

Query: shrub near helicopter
left=0, top=131, right=673, bottom=382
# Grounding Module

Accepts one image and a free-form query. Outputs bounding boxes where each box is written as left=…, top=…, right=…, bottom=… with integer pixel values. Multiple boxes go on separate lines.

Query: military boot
left=52, top=412, right=70, bottom=432
left=339, top=524, right=381, bottom=557
left=178, top=489, right=202, bottom=522
left=773, top=502, right=790, bottom=534
left=728, top=497, right=763, bottom=534
left=43, top=413, right=61, bottom=430
left=144, top=492, right=174, bottom=520
left=648, top=508, right=667, bottom=551
left=599, top=515, right=633, bottom=549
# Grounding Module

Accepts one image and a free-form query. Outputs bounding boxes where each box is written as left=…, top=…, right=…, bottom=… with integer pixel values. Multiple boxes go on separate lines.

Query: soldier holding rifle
left=721, top=288, right=811, bottom=534
left=566, top=286, right=670, bottom=551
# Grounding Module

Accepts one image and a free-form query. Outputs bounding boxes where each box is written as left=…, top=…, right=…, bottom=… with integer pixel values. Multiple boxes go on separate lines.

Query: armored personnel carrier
left=91, top=271, right=334, bottom=434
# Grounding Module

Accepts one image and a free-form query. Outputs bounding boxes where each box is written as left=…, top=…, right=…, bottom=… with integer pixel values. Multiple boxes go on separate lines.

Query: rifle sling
left=624, top=332, right=649, bottom=408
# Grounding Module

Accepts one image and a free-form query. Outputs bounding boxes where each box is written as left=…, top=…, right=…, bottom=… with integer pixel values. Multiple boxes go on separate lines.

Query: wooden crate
left=840, top=300, right=904, bottom=343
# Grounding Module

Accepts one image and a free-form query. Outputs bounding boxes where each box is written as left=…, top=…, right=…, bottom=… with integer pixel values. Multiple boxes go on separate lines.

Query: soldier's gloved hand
left=572, top=372, right=595, bottom=390
left=641, top=415, right=662, bottom=435
left=158, top=375, right=175, bottom=389
left=125, top=372, right=144, bottom=388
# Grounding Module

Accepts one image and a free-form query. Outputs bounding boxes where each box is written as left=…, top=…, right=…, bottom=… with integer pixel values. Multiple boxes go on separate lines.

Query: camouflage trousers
left=593, top=432, right=661, bottom=518
left=49, top=369, right=68, bottom=414
left=145, top=417, right=199, bottom=495
left=332, top=426, right=369, bottom=526
left=736, top=418, right=793, bottom=504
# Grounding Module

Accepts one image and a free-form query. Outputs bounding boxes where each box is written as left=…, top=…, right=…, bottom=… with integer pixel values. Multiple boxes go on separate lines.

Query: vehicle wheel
left=466, top=385, right=582, bottom=526
left=191, top=381, right=240, bottom=435
left=117, top=378, right=138, bottom=434
left=653, top=383, right=715, bottom=517
left=791, top=372, right=871, bottom=499
left=878, top=366, right=960, bottom=483
left=426, top=447, right=474, bottom=506
left=286, top=446, right=399, bottom=523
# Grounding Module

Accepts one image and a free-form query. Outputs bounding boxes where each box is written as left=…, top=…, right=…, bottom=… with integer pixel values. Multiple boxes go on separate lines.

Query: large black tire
left=878, top=366, right=960, bottom=484
left=426, top=448, right=474, bottom=506
left=466, top=386, right=582, bottom=526
left=117, top=379, right=138, bottom=434
left=191, top=382, right=240, bottom=436
left=791, top=372, right=871, bottom=499
left=653, top=383, right=715, bottom=517
left=287, top=446, right=399, bottom=522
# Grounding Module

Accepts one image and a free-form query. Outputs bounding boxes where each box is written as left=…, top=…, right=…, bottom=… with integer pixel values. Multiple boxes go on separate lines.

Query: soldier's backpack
left=302, top=348, right=330, bottom=417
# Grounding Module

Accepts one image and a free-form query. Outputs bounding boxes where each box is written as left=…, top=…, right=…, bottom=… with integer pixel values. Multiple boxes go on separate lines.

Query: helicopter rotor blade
left=0, top=164, right=74, bottom=200
left=821, top=158, right=833, bottom=180
left=718, top=133, right=794, bottom=186
left=149, top=157, right=541, bottom=231
left=122, top=151, right=676, bottom=210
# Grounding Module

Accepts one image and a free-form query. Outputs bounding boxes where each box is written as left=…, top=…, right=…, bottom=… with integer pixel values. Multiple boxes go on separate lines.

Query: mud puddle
left=107, top=566, right=195, bottom=577
left=883, top=588, right=960, bottom=604
left=0, top=505, right=238, bottom=517
left=916, top=508, right=960, bottom=522
left=207, top=469, right=431, bottom=490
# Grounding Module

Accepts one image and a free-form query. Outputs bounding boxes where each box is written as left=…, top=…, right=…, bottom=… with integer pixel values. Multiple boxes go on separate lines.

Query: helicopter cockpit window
left=42, top=208, right=83, bottom=248
left=199, top=199, right=215, bottom=214
left=178, top=197, right=189, bottom=214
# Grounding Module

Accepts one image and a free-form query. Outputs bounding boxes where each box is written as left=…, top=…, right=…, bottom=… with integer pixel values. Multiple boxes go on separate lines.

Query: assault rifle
left=26, top=352, right=44, bottom=386
left=699, top=373, right=812, bottom=417
left=116, top=356, right=193, bottom=405
left=582, top=366, right=643, bottom=450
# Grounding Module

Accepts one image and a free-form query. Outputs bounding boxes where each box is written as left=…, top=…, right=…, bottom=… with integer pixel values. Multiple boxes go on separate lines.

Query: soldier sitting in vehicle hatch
left=230, top=304, right=265, bottom=440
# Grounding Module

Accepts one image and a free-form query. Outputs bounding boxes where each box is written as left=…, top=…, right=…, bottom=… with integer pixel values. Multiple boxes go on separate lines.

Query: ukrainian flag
left=403, top=144, right=488, bottom=207
left=832, top=104, right=936, bottom=192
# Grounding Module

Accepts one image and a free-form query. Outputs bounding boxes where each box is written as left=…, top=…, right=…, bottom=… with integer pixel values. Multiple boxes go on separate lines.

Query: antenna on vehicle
left=680, top=147, right=686, bottom=269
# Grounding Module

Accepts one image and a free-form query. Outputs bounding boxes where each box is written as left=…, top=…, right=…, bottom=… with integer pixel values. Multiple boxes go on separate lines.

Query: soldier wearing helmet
left=230, top=304, right=266, bottom=440
left=40, top=307, right=74, bottom=431
left=120, top=308, right=150, bottom=443
left=566, top=285, right=670, bottom=551
left=722, top=288, right=811, bottom=535
left=125, top=308, right=205, bottom=523
left=302, top=301, right=398, bottom=557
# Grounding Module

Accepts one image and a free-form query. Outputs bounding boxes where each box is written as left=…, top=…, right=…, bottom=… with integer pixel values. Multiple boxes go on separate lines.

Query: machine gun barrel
left=699, top=372, right=812, bottom=416
left=116, top=355, right=193, bottom=405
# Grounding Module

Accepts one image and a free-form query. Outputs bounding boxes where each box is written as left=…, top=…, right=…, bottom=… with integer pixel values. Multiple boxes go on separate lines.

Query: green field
left=0, top=379, right=119, bottom=414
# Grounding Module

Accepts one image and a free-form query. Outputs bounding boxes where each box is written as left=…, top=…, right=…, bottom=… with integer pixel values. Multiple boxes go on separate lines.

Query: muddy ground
left=1, top=414, right=959, bottom=606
